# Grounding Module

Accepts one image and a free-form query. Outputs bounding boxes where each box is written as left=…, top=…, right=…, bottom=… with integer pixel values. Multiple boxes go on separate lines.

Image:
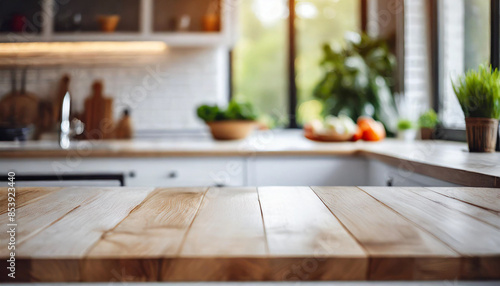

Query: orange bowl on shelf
left=206, top=120, right=257, bottom=140
left=202, top=14, right=220, bottom=32
left=97, top=15, right=120, bottom=33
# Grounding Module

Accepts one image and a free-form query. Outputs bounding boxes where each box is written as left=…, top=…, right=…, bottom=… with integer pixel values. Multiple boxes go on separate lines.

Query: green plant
left=397, top=119, right=415, bottom=131
left=452, top=65, right=500, bottom=119
left=418, top=109, right=439, bottom=129
left=313, top=32, right=398, bottom=133
left=197, top=100, right=258, bottom=122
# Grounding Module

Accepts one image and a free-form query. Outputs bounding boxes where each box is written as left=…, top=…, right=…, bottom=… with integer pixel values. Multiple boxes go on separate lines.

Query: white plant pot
left=397, top=129, right=417, bottom=142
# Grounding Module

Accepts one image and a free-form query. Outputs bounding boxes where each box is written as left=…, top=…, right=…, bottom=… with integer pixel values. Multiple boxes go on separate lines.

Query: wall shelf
left=0, top=0, right=234, bottom=47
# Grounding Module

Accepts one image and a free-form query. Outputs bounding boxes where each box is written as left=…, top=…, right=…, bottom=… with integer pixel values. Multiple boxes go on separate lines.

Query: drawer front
left=125, top=157, right=246, bottom=187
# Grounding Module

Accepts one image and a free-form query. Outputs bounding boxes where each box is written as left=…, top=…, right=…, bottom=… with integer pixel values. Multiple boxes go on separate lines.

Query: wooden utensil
left=0, top=68, right=39, bottom=127
left=0, top=69, right=18, bottom=125
left=18, top=68, right=39, bottom=126
left=115, top=109, right=133, bottom=139
left=83, top=80, right=114, bottom=139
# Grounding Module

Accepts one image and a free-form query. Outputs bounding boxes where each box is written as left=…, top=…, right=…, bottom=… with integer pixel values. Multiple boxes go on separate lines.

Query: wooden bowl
left=207, top=120, right=257, bottom=140
left=98, top=15, right=120, bottom=33
left=304, top=131, right=353, bottom=142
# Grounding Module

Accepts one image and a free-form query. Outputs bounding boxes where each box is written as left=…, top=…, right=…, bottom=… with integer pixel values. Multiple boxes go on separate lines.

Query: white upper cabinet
left=0, top=0, right=236, bottom=46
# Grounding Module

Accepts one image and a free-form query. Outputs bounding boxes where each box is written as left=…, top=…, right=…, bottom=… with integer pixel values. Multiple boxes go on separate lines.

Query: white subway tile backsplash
left=0, top=47, right=226, bottom=132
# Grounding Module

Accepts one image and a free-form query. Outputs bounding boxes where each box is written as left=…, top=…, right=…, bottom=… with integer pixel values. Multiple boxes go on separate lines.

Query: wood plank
left=161, top=187, right=268, bottom=281
left=0, top=187, right=60, bottom=215
left=409, top=188, right=500, bottom=229
left=312, top=186, right=459, bottom=281
left=81, top=187, right=206, bottom=282
left=17, top=187, right=154, bottom=282
left=258, top=186, right=367, bottom=280
left=360, top=187, right=500, bottom=280
left=0, top=187, right=104, bottom=255
left=427, top=187, right=500, bottom=212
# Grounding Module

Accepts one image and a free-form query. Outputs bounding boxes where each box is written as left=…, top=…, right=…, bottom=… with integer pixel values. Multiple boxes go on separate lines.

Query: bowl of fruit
left=304, top=116, right=386, bottom=142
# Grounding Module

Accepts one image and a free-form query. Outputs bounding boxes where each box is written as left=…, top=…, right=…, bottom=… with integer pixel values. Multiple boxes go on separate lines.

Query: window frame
left=231, top=0, right=500, bottom=141
left=431, top=0, right=500, bottom=145
left=230, top=0, right=366, bottom=128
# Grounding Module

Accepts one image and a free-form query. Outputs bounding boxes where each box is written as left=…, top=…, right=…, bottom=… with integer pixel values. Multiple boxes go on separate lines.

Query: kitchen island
left=1, top=186, right=499, bottom=282
left=1, top=131, right=500, bottom=187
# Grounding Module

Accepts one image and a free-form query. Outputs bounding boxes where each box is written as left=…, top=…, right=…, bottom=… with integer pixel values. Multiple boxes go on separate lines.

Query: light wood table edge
left=362, top=152, right=497, bottom=188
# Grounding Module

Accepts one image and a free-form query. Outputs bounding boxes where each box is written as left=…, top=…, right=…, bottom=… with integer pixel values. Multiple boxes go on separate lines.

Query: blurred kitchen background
left=0, top=0, right=493, bottom=137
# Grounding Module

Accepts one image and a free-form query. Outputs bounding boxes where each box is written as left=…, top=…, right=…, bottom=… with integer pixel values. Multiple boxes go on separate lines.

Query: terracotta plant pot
left=465, top=117, right=499, bottom=153
left=202, top=14, right=220, bottom=32
left=420, top=127, right=434, bottom=140
left=207, top=120, right=256, bottom=140
left=98, top=15, right=120, bottom=33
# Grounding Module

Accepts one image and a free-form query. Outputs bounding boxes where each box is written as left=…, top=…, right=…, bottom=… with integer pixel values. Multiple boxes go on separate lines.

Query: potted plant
left=396, top=119, right=417, bottom=141
left=313, top=32, right=399, bottom=135
left=197, top=100, right=258, bottom=140
left=452, top=65, right=500, bottom=152
left=418, top=109, right=439, bottom=140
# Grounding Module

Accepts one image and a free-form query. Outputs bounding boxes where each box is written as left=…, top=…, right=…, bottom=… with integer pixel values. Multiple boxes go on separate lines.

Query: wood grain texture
left=410, top=188, right=500, bottom=229
left=360, top=186, right=500, bottom=279
left=258, top=186, right=367, bottom=280
left=1, top=186, right=498, bottom=282
left=0, top=187, right=60, bottom=215
left=427, top=187, right=500, bottom=212
left=81, top=187, right=207, bottom=282
left=0, top=187, right=102, bottom=256
left=18, top=187, right=154, bottom=282
left=161, top=187, right=267, bottom=281
left=312, top=186, right=459, bottom=280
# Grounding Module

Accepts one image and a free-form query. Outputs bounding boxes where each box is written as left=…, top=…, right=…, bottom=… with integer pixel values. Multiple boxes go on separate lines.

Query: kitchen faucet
left=59, top=91, right=83, bottom=149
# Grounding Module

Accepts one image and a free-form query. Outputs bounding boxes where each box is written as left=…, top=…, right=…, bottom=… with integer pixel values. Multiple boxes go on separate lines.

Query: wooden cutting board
left=83, top=81, right=114, bottom=139
left=0, top=69, right=39, bottom=126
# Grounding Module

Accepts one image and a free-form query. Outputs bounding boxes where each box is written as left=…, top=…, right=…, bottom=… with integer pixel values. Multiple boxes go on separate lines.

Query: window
left=233, top=0, right=289, bottom=127
left=296, top=0, right=360, bottom=124
left=233, top=0, right=360, bottom=128
left=438, top=0, right=490, bottom=129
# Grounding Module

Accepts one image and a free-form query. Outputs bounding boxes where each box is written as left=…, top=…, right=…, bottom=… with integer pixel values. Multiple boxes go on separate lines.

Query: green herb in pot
left=418, top=109, right=439, bottom=129
left=197, top=100, right=258, bottom=122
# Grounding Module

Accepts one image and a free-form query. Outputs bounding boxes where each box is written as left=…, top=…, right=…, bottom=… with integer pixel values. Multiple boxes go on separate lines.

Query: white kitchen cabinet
left=0, top=157, right=245, bottom=187
left=0, top=0, right=237, bottom=47
left=248, top=156, right=370, bottom=186
left=0, top=156, right=462, bottom=188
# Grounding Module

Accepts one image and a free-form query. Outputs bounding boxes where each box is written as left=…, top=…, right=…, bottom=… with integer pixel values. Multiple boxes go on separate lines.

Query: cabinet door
left=251, top=156, right=369, bottom=186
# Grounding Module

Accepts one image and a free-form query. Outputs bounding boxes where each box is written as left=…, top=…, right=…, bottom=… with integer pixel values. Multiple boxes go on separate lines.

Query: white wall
left=0, top=47, right=228, bottom=132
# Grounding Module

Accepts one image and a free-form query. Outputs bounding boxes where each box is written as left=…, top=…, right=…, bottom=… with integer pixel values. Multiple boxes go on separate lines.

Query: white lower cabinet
left=0, top=156, right=461, bottom=187
left=249, top=156, right=370, bottom=186
left=0, top=157, right=246, bottom=187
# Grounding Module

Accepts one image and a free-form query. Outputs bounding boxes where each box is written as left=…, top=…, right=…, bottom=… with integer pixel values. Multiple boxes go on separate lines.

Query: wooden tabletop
left=1, top=186, right=499, bottom=282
